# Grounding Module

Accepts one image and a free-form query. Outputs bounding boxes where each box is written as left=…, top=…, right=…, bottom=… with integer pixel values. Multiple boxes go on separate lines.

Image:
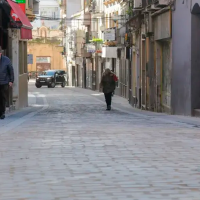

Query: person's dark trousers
left=104, top=92, right=112, bottom=107
left=0, top=84, right=8, bottom=116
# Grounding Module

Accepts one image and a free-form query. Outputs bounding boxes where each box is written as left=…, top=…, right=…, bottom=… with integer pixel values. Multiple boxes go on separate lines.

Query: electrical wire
left=33, top=15, right=127, bottom=21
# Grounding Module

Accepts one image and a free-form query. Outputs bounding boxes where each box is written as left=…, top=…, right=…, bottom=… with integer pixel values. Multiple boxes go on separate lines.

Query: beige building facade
left=28, top=25, right=66, bottom=73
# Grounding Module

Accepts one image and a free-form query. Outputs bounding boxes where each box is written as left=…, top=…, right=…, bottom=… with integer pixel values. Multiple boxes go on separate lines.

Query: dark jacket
left=101, top=73, right=116, bottom=94
left=0, top=56, right=14, bottom=85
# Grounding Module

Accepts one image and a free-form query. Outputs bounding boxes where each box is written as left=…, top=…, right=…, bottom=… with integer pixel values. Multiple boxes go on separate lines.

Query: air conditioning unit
left=134, top=0, right=142, bottom=9
left=153, top=0, right=169, bottom=6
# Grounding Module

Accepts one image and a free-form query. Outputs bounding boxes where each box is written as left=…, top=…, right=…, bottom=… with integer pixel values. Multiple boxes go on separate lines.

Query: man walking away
left=0, top=49, right=14, bottom=119
left=100, top=68, right=115, bottom=111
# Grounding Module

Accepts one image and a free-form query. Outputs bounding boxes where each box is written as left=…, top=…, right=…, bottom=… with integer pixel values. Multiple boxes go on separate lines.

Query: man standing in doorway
left=0, top=49, right=14, bottom=119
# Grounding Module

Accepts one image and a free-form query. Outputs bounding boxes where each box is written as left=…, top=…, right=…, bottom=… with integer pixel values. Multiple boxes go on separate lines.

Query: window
left=43, top=71, right=55, bottom=76
left=59, top=71, right=66, bottom=75
left=40, top=27, right=47, bottom=38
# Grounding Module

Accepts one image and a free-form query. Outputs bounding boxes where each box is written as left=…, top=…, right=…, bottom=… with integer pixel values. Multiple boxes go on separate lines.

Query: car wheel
left=51, top=82, right=56, bottom=88
left=48, top=84, right=51, bottom=88
left=61, top=81, right=66, bottom=88
left=35, top=83, right=42, bottom=88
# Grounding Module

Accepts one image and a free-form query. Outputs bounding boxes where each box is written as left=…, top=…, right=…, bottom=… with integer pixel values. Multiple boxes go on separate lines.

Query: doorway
left=191, top=13, right=200, bottom=113
left=72, top=66, right=75, bottom=87
left=161, top=40, right=171, bottom=113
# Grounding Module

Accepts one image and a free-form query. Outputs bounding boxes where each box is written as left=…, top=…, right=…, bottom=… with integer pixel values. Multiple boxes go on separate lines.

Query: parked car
left=35, top=70, right=67, bottom=88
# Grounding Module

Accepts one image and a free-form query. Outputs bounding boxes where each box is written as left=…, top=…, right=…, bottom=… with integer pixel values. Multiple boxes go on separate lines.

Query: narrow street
left=1, top=81, right=200, bottom=200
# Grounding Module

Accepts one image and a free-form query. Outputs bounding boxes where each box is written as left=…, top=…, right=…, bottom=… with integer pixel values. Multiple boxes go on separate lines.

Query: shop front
left=0, top=0, right=33, bottom=110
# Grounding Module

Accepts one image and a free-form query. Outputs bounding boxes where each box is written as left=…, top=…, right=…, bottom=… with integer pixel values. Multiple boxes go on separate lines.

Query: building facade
left=65, top=0, right=200, bottom=117
left=172, top=0, right=200, bottom=116
left=0, top=0, right=37, bottom=110
left=31, top=0, right=60, bottom=30
left=28, top=25, right=65, bottom=73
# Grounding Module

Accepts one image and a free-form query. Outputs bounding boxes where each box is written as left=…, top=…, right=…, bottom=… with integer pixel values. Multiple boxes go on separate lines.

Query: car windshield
left=43, top=71, right=55, bottom=76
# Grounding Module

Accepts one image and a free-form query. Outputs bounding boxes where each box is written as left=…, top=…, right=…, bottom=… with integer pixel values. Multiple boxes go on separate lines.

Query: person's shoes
left=0, top=114, right=5, bottom=120
left=106, top=105, right=111, bottom=111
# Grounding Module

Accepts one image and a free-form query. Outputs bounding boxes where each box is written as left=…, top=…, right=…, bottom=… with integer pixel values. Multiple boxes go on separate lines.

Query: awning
left=6, top=0, right=32, bottom=39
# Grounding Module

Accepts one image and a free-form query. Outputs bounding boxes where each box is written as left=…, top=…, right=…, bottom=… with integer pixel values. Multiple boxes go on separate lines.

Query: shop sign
left=104, top=29, right=115, bottom=41
left=86, top=44, right=96, bottom=53
left=102, top=47, right=118, bottom=58
left=16, top=0, right=26, bottom=3
left=36, top=57, right=51, bottom=63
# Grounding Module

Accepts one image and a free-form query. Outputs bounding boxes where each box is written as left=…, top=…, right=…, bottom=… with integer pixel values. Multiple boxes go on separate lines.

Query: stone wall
left=27, top=42, right=66, bottom=72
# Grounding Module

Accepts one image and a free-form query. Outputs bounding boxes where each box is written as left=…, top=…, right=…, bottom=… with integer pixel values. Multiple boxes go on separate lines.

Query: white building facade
left=31, top=0, right=61, bottom=30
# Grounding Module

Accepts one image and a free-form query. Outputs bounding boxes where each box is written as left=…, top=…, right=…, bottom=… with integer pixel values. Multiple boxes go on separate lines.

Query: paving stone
left=0, top=83, right=200, bottom=199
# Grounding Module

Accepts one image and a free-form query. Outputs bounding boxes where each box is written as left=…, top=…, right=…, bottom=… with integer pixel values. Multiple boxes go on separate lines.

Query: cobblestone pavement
left=1, top=82, right=200, bottom=200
